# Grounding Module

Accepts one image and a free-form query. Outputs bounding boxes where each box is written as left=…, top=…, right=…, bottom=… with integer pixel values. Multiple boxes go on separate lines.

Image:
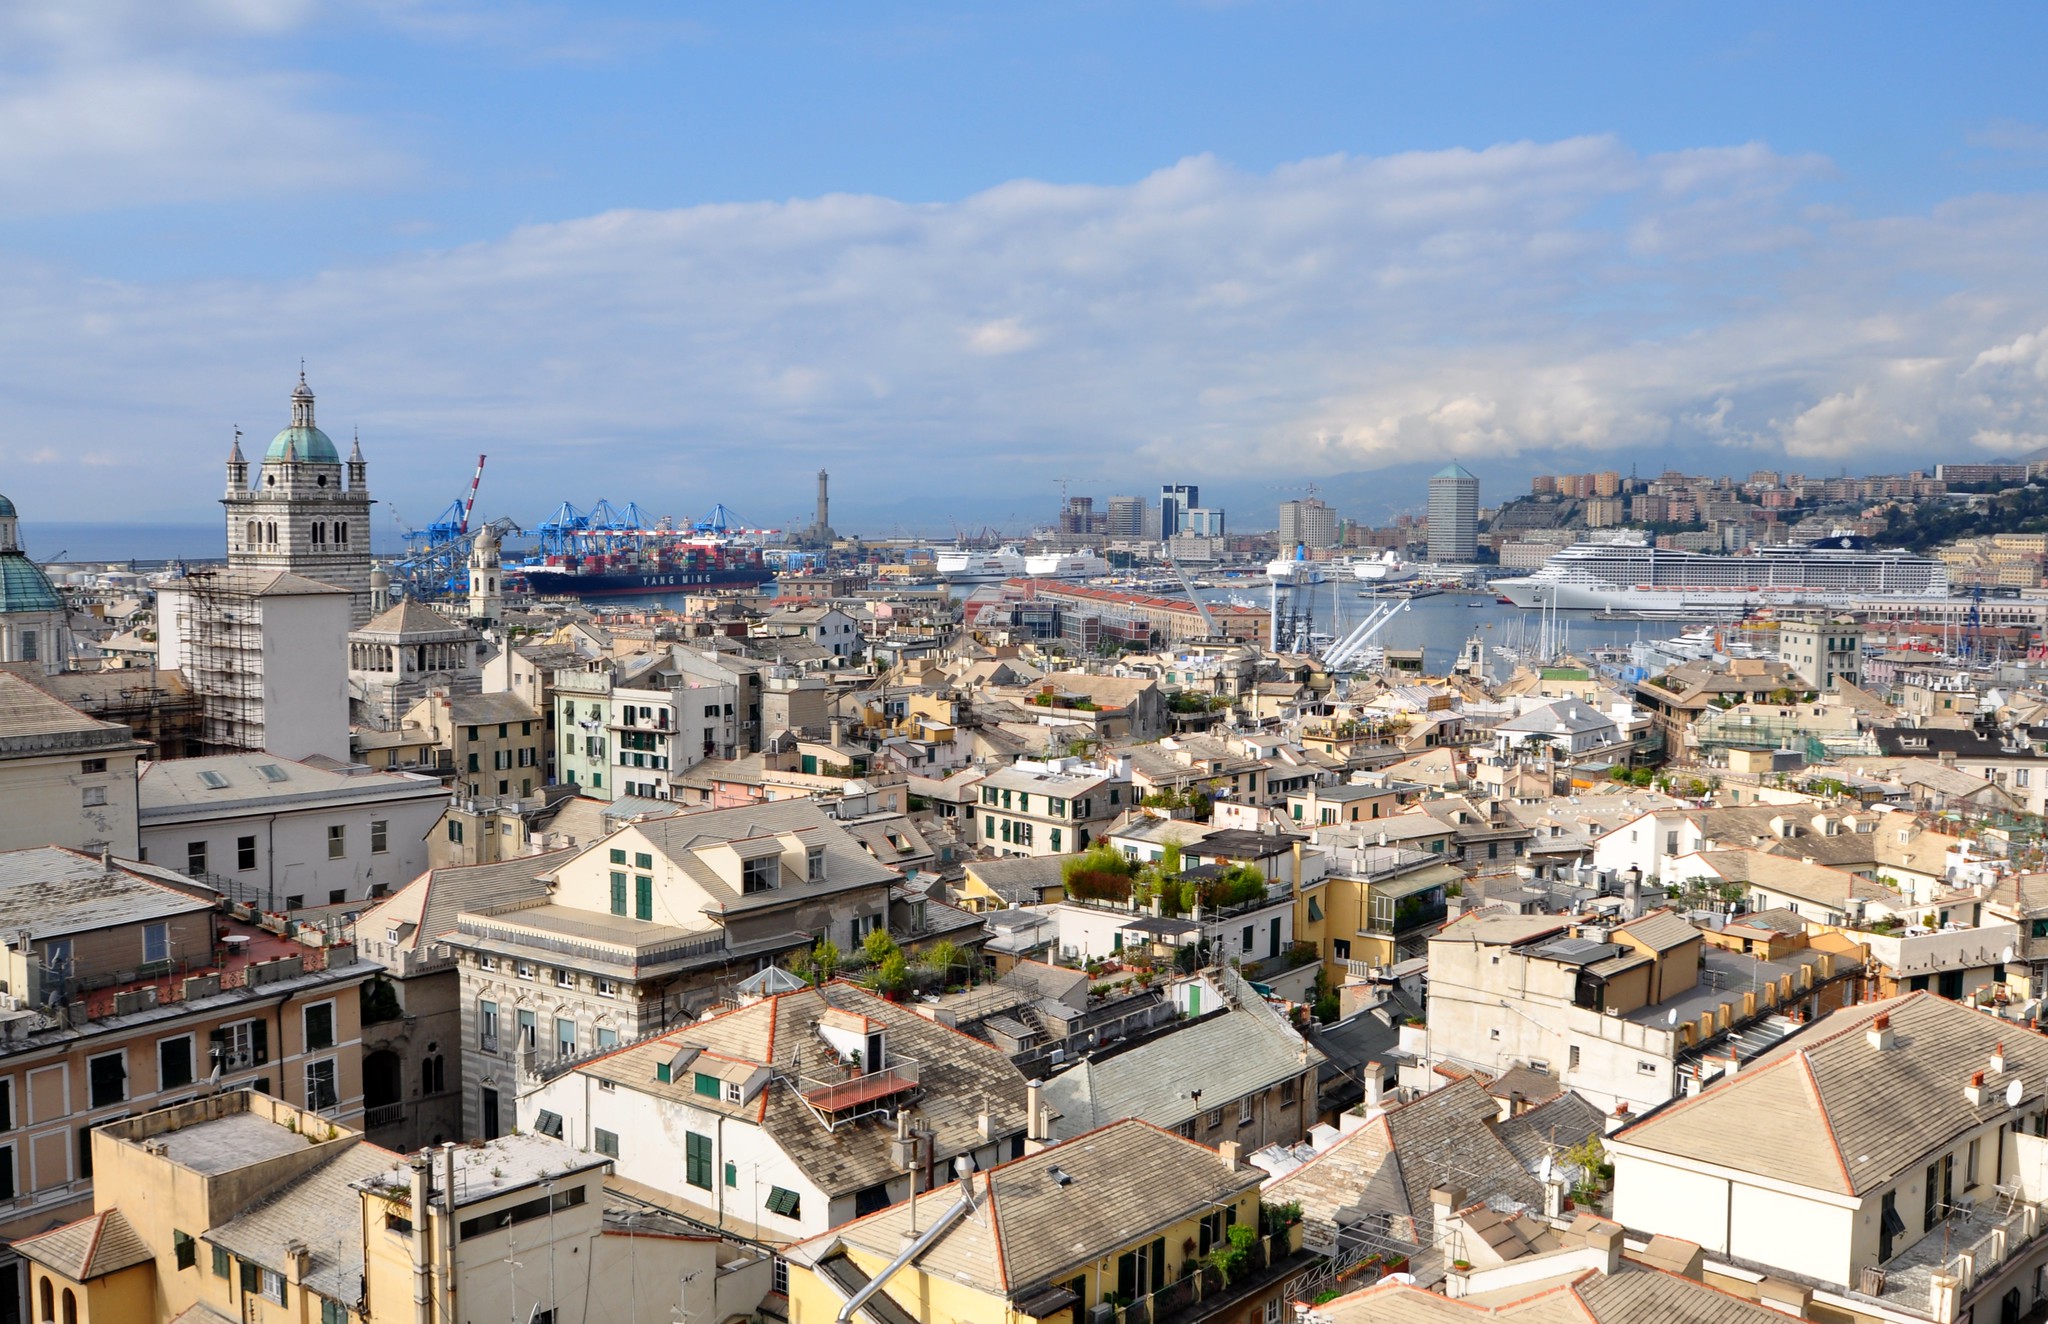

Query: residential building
left=521, top=980, right=1031, bottom=1243
left=13, top=1091, right=766, bottom=1324
left=1424, top=907, right=1862, bottom=1110
left=1313, top=842, right=1464, bottom=970
left=1279, top=497, right=1338, bottom=549
left=401, top=689, right=544, bottom=799
left=1778, top=614, right=1866, bottom=691
left=1427, top=463, right=1479, bottom=563
left=1492, top=698, right=1623, bottom=757
left=154, top=568, right=352, bottom=762
left=757, top=605, right=865, bottom=661
left=784, top=1117, right=1308, bottom=1324
left=222, top=372, right=375, bottom=625
left=1042, top=970, right=1322, bottom=1149
left=975, top=757, right=1132, bottom=857
left=553, top=654, right=741, bottom=802
left=447, top=799, right=901, bottom=1140
left=137, top=753, right=445, bottom=909
left=352, top=851, right=572, bottom=1153
left=1608, top=991, right=2048, bottom=1324
left=0, top=673, right=146, bottom=856
left=0, top=846, right=373, bottom=1317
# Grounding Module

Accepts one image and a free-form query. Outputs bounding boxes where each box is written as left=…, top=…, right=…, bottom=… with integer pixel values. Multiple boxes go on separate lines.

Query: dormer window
left=742, top=856, right=778, bottom=895
left=807, top=845, right=827, bottom=882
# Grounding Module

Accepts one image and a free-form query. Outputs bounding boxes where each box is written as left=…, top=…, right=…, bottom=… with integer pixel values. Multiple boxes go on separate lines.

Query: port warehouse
left=965, top=579, right=1269, bottom=647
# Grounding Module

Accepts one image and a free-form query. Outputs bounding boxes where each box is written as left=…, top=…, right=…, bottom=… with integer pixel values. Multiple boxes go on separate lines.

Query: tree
left=862, top=928, right=900, bottom=968
left=866, top=951, right=909, bottom=994
left=922, top=939, right=964, bottom=981
left=808, top=938, right=841, bottom=985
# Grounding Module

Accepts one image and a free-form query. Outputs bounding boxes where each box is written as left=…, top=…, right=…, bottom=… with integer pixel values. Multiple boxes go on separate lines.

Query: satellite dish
left=1539, top=1155, right=1555, bottom=1183
left=2005, top=946, right=2017, bottom=965
left=2009, top=1078, right=2026, bottom=1108
left=1667, top=1008, right=1678, bottom=1026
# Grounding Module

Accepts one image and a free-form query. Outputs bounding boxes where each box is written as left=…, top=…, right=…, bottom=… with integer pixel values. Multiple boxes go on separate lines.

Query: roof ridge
left=80, top=1209, right=107, bottom=1275
left=1793, top=1051, right=1856, bottom=1195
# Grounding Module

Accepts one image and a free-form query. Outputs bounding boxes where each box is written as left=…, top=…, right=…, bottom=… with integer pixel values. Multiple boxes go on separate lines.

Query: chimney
left=1868, top=1012, right=1894, bottom=1052
left=1363, top=1062, right=1385, bottom=1113
left=1756, top=1277, right=1813, bottom=1318
left=1025, top=1081, right=1051, bottom=1151
left=1584, top=1221, right=1623, bottom=1275
left=1993, top=1042, right=2007, bottom=1075
left=1218, top=1140, right=1242, bottom=1172
left=286, top=1240, right=310, bottom=1282
left=1967, top=1070, right=1987, bottom=1106
left=1430, top=1186, right=1464, bottom=1224
left=1604, top=1101, right=1631, bottom=1136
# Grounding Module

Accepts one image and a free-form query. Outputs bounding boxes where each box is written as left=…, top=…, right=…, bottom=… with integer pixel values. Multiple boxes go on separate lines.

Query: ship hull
left=1493, top=577, right=1952, bottom=614
left=521, top=566, right=774, bottom=597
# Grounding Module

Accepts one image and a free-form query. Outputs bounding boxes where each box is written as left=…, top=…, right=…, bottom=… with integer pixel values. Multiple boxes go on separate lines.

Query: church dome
left=0, top=554, right=61, bottom=615
left=266, top=424, right=339, bottom=464
left=0, top=494, right=15, bottom=519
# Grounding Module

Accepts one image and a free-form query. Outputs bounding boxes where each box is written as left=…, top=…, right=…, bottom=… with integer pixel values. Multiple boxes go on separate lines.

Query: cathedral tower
left=224, top=372, right=375, bottom=625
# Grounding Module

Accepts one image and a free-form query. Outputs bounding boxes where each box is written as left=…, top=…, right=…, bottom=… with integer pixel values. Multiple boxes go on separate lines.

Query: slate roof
left=15, top=1209, right=153, bottom=1281
left=0, top=845, right=213, bottom=939
left=352, top=600, right=473, bottom=640
left=620, top=798, right=902, bottom=914
left=140, top=754, right=442, bottom=816
left=1042, top=971, right=1322, bottom=1136
left=1612, top=990, right=2048, bottom=1196
left=356, top=848, right=572, bottom=954
left=206, top=1143, right=396, bottom=1304
left=573, top=981, right=1029, bottom=1199
left=0, top=673, right=143, bottom=754
left=961, top=855, right=1069, bottom=904
left=1321, top=1262, right=1793, bottom=1322
left=797, top=1118, right=1262, bottom=1299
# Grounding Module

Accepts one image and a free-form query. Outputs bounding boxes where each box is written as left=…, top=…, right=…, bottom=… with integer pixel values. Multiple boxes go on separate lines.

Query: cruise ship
left=1494, top=532, right=1950, bottom=613
left=934, top=546, right=1026, bottom=582
left=1022, top=549, right=1112, bottom=580
left=1349, top=550, right=1417, bottom=585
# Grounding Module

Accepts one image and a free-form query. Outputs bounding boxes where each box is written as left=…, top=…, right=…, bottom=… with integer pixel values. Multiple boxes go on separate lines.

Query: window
left=159, top=1037, right=194, bottom=1090
left=142, top=922, right=170, bottom=965
left=327, top=824, right=346, bottom=859
left=686, top=1131, right=713, bottom=1189
left=556, top=1017, right=576, bottom=1058
left=421, top=1055, right=444, bottom=1096
left=635, top=875, right=653, bottom=921
left=186, top=841, right=207, bottom=875
left=766, top=1186, right=802, bottom=1218
left=518, top=1009, right=537, bottom=1049
left=82, top=786, right=106, bottom=808
left=610, top=871, right=628, bottom=916
left=695, top=1072, right=722, bottom=1099
left=595, top=1128, right=620, bottom=1159
left=81, top=757, right=107, bottom=774
left=215, top=1019, right=268, bottom=1072
left=447, top=821, right=464, bottom=845
left=596, top=979, right=617, bottom=999
left=479, top=1001, right=499, bottom=1052
left=742, top=857, right=777, bottom=895
left=517, top=962, right=535, bottom=980
left=261, top=1267, right=286, bottom=1305
left=174, top=1229, right=197, bottom=1270
left=534, top=1109, right=564, bottom=1139
left=554, top=967, right=574, bottom=988
left=726, top=1160, right=738, bottom=1188
left=610, top=848, right=626, bottom=865
left=88, top=1051, right=127, bottom=1108
left=596, top=1027, right=618, bottom=1049
left=723, top=1081, right=743, bottom=1104
left=371, top=820, right=389, bottom=854
left=322, top=1299, right=349, bottom=1324
left=807, top=845, right=827, bottom=881
left=305, top=1002, right=335, bottom=1051
left=1238, top=1097, right=1254, bottom=1126
left=0, top=1143, right=14, bottom=1200
left=236, top=834, right=257, bottom=871
left=306, top=1058, right=339, bottom=1112
left=213, top=1245, right=231, bottom=1278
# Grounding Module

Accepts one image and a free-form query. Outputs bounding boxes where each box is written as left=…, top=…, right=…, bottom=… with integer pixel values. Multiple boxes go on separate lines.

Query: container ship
left=517, top=536, right=774, bottom=597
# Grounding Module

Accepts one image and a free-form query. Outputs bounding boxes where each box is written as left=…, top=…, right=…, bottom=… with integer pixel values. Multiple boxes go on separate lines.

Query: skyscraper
left=1427, top=464, right=1479, bottom=563
left=1278, top=498, right=1337, bottom=549
left=1160, top=484, right=1198, bottom=540
left=1105, top=496, right=1146, bottom=538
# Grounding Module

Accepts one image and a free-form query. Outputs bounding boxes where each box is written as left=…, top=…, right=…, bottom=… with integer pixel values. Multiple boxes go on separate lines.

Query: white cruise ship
left=1349, top=550, right=1417, bottom=584
left=1495, top=532, right=1949, bottom=613
left=934, top=546, right=1027, bottom=582
left=1022, top=549, right=1112, bottom=580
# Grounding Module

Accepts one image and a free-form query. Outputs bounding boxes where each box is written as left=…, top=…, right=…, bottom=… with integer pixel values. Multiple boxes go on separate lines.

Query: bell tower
left=223, top=371, right=375, bottom=625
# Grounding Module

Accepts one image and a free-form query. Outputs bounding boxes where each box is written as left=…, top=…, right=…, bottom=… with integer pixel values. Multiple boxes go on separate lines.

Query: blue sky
left=7, top=2, right=2048, bottom=534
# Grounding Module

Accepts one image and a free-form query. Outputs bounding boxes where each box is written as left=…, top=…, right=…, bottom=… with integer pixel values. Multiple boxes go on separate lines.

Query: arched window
left=39, top=1276, right=52, bottom=1323
left=338, top=522, right=348, bottom=544
left=62, top=1286, right=76, bottom=1324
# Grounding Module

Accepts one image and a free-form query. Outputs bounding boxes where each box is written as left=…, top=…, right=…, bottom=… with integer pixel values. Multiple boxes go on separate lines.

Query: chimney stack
left=1363, top=1061, right=1385, bottom=1113
left=1218, top=1140, right=1242, bottom=1172
left=1604, top=1101, right=1631, bottom=1136
left=1993, top=1042, right=2007, bottom=1075
left=1967, top=1070, right=1987, bottom=1106
left=1868, top=1012, right=1894, bottom=1052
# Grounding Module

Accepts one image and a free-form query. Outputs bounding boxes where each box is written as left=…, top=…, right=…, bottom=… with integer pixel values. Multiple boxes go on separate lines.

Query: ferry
left=1022, top=549, right=1112, bottom=580
left=1494, top=531, right=1950, bottom=613
left=935, top=546, right=1027, bottom=582
left=1348, top=549, right=1418, bottom=585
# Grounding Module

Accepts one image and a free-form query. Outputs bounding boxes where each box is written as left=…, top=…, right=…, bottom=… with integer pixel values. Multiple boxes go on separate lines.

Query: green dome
left=266, top=425, right=339, bottom=464
left=0, top=553, right=61, bottom=615
left=0, top=493, right=15, bottom=518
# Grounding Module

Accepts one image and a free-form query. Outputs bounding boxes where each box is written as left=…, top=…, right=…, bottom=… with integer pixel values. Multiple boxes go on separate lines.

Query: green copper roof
left=266, top=424, right=339, bottom=464
left=0, top=553, right=61, bottom=615
left=0, top=493, right=15, bottom=519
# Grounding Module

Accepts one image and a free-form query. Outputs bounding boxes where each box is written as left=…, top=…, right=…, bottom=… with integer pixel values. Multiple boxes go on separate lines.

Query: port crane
left=389, top=456, right=518, bottom=601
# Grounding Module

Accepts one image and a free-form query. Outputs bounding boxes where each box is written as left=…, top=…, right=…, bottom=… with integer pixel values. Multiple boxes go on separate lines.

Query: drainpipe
left=437, top=1141, right=458, bottom=1321
left=834, top=1157, right=977, bottom=1324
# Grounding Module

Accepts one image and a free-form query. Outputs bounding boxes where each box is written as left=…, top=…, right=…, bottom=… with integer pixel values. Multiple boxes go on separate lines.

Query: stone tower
left=467, top=523, right=503, bottom=626
left=224, top=372, right=375, bottom=625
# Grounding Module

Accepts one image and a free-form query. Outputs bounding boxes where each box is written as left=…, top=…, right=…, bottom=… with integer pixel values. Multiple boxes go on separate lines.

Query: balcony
left=796, top=1057, right=920, bottom=1127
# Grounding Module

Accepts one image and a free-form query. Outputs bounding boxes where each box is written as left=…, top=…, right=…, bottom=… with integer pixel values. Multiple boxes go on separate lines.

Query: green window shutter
left=609, top=848, right=626, bottom=865
left=635, top=876, right=653, bottom=921
left=610, top=872, right=627, bottom=916
left=240, top=1260, right=259, bottom=1293
left=725, top=1160, right=738, bottom=1187
left=1050, top=828, right=1062, bottom=853
left=686, top=1132, right=712, bottom=1189
left=635, top=852, right=653, bottom=870
left=1308, top=897, right=1324, bottom=922
left=766, top=1186, right=802, bottom=1217
left=656, top=1063, right=671, bottom=1084
left=173, top=1230, right=196, bottom=1270
left=213, top=1246, right=231, bottom=1278
left=694, top=1072, right=721, bottom=1099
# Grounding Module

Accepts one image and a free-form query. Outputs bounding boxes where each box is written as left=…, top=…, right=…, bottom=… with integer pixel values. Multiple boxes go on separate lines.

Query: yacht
left=934, top=546, right=1027, bottom=582
left=1022, top=549, right=1112, bottom=580
left=1495, top=531, right=1949, bottom=613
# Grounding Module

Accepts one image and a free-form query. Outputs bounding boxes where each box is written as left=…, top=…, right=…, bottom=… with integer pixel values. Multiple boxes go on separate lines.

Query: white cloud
left=6, top=137, right=2048, bottom=523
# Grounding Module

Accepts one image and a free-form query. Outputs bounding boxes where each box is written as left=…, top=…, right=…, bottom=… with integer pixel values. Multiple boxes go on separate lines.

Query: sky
left=7, top=1, right=2048, bottom=536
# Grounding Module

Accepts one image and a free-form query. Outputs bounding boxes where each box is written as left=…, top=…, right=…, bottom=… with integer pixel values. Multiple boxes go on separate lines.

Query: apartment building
left=14, top=1092, right=765, bottom=1324
left=1609, top=992, right=2048, bottom=1324
left=137, top=753, right=445, bottom=909
left=975, top=757, right=1131, bottom=857
left=0, top=673, right=145, bottom=857
left=785, top=1118, right=1306, bottom=1324
left=1425, top=908, right=1861, bottom=1110
left=0, top=847, right=372, bottom=1319
left=446, top=799, right=901, bottom=1140
left=521, top=981, right=1030, bottom=1244
left=553, top=655, right=741, bottom=802
left=400, top=689, right=544, bottom=799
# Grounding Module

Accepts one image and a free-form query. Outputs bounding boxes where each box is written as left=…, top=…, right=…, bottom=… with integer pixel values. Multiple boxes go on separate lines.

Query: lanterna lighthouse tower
left=224, top=372, right=375, bottom=625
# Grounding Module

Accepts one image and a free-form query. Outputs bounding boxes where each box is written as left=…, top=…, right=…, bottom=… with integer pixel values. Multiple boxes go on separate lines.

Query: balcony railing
left=796, top=1057, right=920, bottom=1127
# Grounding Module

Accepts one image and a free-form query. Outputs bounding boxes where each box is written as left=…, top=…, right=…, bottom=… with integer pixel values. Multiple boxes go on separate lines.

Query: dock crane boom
left=459, top=455, right=486, bottom=535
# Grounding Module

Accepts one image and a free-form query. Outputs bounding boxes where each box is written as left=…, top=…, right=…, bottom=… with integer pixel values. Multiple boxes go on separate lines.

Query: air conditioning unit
left=1090, top=1304, right=1116, bottom=1324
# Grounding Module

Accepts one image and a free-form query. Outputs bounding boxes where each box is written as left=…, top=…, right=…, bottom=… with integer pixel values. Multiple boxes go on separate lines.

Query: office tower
left=1105, top=496, right=1145, bottom=538
left=1060, top=496, right=1095, bottom=535
left=1186, top=507, right=1226, bottom=538
left=1427, top=464, right=1479, bottom=563
left=1160, top=484, right=1198, bottom=540
left=1277, top=498, right=1337, bottom=549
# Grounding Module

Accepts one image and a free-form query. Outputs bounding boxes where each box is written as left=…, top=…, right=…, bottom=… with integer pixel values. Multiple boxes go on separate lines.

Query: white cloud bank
left=7, top=131, right=2048, bottom=522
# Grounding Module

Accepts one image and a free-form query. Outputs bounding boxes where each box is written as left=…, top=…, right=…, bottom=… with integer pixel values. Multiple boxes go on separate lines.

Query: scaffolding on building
left=179, top=570, right=267, bottom=754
